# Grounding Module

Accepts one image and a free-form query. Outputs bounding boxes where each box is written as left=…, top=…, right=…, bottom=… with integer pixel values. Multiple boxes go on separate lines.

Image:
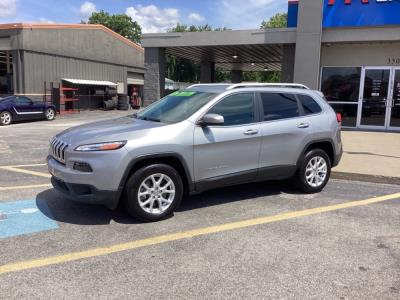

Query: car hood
left=57, top=116, right=167, bottom=145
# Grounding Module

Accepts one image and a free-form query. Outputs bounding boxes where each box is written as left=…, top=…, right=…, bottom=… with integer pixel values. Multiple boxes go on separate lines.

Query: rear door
left=257, top=92, right=311, bottom=180
left=193, top=92, right=262, bottom=188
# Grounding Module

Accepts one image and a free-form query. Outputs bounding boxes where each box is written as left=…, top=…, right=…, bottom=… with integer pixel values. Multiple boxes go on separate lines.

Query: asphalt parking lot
left=0, top=112, right=400, bottom=299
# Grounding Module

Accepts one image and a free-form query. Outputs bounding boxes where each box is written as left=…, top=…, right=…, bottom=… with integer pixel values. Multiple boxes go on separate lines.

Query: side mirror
left=200, top=113, right=224, bottom=126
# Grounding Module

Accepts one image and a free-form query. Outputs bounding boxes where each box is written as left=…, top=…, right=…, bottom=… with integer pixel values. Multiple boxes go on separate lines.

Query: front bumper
left=48, top=156, right=122, bottom=209
left=51, top=176, right=121, bottom=210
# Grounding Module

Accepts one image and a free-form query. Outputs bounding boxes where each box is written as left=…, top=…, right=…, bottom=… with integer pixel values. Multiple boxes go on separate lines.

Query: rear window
left=298, top=94, right=322, bottom=115
left=260, top=93, right=300, bottom=121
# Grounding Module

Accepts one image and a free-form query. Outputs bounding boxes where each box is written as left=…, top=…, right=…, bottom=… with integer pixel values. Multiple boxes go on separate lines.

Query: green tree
left=87, top=10, right=142, bottom=44
left=168, top=23, right=189, bottom=32
left=260, top=12, right=288, bottom=29
left=242, top=70, right=281, bottom=83
left=167, top=23, right=214, bottom=33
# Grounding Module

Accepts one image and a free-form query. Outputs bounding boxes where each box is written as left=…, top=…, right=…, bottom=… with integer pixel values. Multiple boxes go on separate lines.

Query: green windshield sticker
left=171, top=91, right=196, bottom=97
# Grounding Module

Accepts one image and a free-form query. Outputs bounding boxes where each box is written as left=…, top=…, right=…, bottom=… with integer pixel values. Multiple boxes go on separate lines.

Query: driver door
left=14, top=97, right=43, bottom=120
left=193, top=92, right=262, bottom=190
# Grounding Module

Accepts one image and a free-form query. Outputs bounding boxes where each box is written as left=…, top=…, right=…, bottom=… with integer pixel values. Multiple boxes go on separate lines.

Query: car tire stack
left=117, top=95, right=129, bottom=111
left=103, top=98, right=118, bottom=110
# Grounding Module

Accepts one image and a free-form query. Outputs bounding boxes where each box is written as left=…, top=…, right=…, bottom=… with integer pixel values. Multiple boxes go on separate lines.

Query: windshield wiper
left=139, top=116, right=161, bottom=122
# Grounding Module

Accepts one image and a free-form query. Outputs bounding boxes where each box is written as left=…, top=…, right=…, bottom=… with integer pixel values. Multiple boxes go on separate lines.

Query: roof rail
left=226, top=83, right=310, bottom=90
left=187, top=83, right=232, bottom=89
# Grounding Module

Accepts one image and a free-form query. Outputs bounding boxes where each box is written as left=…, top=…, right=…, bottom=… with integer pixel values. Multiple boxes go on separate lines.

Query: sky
left=0, top=0, right=288, bottom=33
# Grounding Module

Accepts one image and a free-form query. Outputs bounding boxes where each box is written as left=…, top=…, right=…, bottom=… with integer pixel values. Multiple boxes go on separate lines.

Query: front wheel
left=0, top=111, right=12, bottom=126
left=45, top=108, right=56, bottom=121
left=294, top=149, right=331, bottom=193
left=124, top=164, right=183, bottom=222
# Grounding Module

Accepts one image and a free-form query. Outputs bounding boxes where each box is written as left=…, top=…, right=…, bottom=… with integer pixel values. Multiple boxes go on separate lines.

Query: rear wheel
left=294, top=149, right=331, bottom=193
left=124, top=164, right=183, bottom=221
left=45, top=108, right=56, bottom=121
left=0, top=111, right=12, bottom=126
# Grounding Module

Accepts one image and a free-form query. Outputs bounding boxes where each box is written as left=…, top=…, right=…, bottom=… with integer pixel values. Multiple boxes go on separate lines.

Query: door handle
left=297, top=123, right=310, bottom=129
left=244, top=129, right=259, bottom=135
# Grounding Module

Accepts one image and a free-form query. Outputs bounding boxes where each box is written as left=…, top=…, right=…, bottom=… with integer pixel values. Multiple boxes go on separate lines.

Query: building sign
left=323, top=0, right=400, bottom=27
left=287, top=0, right=400, bottom=28
left=287, top=0, right=299, bottom=28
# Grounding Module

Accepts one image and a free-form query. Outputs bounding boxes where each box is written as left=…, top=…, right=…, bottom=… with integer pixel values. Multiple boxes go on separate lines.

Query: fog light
left=73, top=162, right=93, bottom=173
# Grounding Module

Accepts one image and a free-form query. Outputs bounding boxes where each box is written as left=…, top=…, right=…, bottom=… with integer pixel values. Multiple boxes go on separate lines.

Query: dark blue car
left=0, top=96, right=56, bottom=126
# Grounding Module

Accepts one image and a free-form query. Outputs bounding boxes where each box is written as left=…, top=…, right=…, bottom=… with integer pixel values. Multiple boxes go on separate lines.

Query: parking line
left=0, top=166, right=50, bottom=178
left=0, top=163, right=47, bottom=168
left=0, top=184, right=52, bottom=191
left=0, top=192, right=399, bottom=275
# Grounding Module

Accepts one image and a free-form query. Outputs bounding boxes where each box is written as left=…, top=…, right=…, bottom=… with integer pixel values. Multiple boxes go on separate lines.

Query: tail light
left=336, top=113, right=342, bottom=123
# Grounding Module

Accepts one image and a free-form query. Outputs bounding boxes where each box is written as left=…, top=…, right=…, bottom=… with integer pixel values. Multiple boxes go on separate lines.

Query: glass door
left=388, top=68, right=400, bottom=129
left=359, top=67, right=391, bottom=128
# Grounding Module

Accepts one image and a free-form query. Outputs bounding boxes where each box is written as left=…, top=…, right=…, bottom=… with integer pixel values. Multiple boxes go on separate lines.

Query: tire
left=0, top=111, right=12, bottom=126
left=117, top=103, right=129, bottom=111
left=44, top=108, right=56, bottom=121
left=293, top=148, right=331, bottom=193
left=124, top=164, right=183, bottom=222
left=118, top=98, right=128, bottom=105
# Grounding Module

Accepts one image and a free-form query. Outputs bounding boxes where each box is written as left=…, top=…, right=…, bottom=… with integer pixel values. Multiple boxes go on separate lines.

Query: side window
left=260, top=93, right=299, bottom=121
left=208, top=93, right=255, bottom=126
left=298, top=94, right=322, bottom=115
left=16, top=97, right=33, bottom=105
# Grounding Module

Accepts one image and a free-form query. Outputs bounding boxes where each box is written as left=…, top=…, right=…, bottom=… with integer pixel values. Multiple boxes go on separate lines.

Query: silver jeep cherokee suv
left=48, top=83, right=342, bottom=221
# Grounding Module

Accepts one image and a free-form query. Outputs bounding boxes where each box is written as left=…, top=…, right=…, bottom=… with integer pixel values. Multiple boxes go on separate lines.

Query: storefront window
left=321, top=67, right=361, bottom=103
left=321, top=67, right=362, bottom=127
left=329, top=103, right=358, bottom=127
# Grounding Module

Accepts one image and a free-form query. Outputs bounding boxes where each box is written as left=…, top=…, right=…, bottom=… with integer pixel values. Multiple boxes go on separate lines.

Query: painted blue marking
left=0, top=199, right=58, bottom=238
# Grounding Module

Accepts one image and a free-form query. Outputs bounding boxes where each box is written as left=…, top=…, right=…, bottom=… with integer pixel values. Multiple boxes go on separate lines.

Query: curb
left=332, top=172, right=400, bottom=185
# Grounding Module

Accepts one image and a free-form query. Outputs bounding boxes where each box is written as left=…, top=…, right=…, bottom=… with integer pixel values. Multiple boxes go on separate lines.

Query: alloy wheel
left=305, top=156, right=328, bottom=188
left=1, top=112, right=11, bottom=125
left=46, top=109, right=55, bottom=120
left=137, top=173, right=176, bottom=214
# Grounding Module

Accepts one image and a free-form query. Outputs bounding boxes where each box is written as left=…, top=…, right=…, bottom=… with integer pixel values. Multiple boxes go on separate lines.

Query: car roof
left=187, top=83, right=310, bottom=93
left=226, top=83, right=310, bottom=90
left=186, top=83, right=326, bottom=99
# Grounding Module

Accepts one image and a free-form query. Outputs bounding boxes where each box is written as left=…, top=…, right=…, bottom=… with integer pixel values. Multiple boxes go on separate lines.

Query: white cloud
left=188, top=13, right=205, bottom=22
left=216, top=0, right=287, bottom=29
left=0, top=0, right=17, bottom=18
left=126, top=5, right=180, bottom=33
left=38, top=18, right=54, bottom=24
left=79, top=1, right=96, bottom=19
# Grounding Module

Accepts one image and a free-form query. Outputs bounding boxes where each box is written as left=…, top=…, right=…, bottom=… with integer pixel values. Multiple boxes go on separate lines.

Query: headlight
left=74, top=141, right=126, bottom=152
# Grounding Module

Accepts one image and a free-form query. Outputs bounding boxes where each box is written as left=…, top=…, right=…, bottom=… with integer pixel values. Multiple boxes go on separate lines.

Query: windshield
left=0, top=96, right=12, bottom=103
left=135, top=90, right=216, bottom=123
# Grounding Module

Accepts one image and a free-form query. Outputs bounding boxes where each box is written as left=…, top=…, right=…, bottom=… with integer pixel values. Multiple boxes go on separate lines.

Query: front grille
left=50, top=137, right=69, bottom=164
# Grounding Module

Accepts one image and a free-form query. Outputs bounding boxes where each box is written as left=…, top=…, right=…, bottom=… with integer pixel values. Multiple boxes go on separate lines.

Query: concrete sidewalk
left=333, top=131, right=400, bottom=183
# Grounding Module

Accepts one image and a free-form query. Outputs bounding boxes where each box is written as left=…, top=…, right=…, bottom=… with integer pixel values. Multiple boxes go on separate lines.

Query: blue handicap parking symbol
left=0, top=199, right=58, bottom=238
